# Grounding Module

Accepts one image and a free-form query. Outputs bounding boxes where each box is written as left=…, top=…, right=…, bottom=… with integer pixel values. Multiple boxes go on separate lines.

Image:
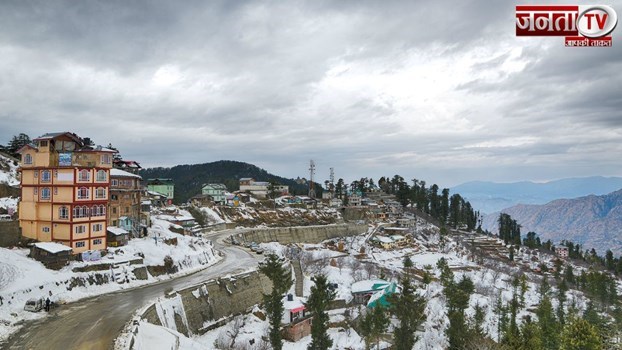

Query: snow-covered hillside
left=0, top=153, right=19, bottom=187
left=133, top=218, right=612, bottom=350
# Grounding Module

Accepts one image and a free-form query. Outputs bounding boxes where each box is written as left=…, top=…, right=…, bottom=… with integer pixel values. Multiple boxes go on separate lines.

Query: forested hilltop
left=140, top=160, right=316, bottom=203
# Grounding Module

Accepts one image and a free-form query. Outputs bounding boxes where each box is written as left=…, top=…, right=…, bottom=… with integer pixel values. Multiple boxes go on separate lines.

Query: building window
left=78, top=169, right=90, bottom=182
left=41, top=170, right=51, bottom=182
left=76, top=241, right=86, bottom=248
left=96, top=170, right=107, bottom=181
left=125, top=207, right=129, bottom=213
left=111, top=179, right=118, bottom=186
left=39, top=140, right=48, bottom=147
left=92, top=223, right=103, bottom=232
left=75, top=225, right=86, bottom=234
left=24, top=154, right=32, bottom=164
left=78, top=187, right=89, bottom=199
left=42, top=227, right=50, bottom=233
left=59, top=206, right=69, bottom=219
left=93, top=238, right=102, bottom=245
left=111, top=194, right=118, bottom=200
left=112, top=207, right=117, bottom=214
left=95, top=187, right=106, bottom=199
left=41, top=187, right=51, bottom=200
left=101, top=154, right=111, bottom=164
left=91, top=205, right=106, bottom=217
left=73, top=206, right=88, bottom=218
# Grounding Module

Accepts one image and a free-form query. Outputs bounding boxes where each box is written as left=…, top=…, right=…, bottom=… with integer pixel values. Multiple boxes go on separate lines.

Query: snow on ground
left=200, top=206, right=229, bottom=224
left=0, top=154, right=19, bottom=187
left=0, top=218, right=221, bottom=342
left=133, top=321, right=204, bottom=350
left=194, top=311, right=378, bottom=350
left=0, top=197, right=18, bottom=212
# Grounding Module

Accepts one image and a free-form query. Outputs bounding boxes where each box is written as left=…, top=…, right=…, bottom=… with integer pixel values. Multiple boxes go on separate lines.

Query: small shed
left=282, top=294, right=312, bottom=342
left=107, top=227, right=129, bottom=247
left=30, top=242, right=73, bottom=270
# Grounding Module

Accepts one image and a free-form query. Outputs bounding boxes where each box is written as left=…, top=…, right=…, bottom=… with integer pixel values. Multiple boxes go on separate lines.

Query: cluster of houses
left=281, top=277, right=400, bottom=341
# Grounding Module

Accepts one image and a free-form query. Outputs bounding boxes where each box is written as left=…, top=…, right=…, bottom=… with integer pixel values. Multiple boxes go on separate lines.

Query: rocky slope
left=482, top=189, right=622, bottom=254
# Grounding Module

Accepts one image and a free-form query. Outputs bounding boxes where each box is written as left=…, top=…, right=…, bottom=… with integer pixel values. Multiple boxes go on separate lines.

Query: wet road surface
left=1, top=230, right=258, bottom=350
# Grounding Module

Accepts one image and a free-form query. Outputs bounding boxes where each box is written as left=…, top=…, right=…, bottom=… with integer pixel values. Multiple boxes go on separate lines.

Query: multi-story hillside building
left=146, top=178, right=174, bottom=205
left=201, top=183, right=227, bottom=204
left=109, top=168, right=142, bottom=237
left=18, top=132, right=116, bottom=253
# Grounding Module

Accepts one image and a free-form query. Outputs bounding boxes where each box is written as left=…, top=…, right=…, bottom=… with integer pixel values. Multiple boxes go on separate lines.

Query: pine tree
left=306, top=275, right=336, bottom=350
left=536, top=281, right=559, bottom=350
left=360, top=305, right=389, bottom=350
left=443, top=275, right=474, bottom=350
left=259, top=254, right=292, bottom=350
left=560, top=317, right=602, bottom=350
left=403, top=255, right=413, bottom=269
left=389, top=278, right=427, bottom=350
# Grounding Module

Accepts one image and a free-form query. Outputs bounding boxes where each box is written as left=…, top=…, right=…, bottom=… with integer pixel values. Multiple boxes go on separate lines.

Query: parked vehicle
left=24, top=298, right=44, bottom=312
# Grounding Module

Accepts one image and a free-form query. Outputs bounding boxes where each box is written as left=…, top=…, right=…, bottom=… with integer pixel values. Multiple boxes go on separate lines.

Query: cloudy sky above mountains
left=0, top=0, right=620, bottom=187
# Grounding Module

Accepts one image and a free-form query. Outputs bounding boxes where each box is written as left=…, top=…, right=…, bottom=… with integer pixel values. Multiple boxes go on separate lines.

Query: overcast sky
left=0, top=0, right=620, bottom=188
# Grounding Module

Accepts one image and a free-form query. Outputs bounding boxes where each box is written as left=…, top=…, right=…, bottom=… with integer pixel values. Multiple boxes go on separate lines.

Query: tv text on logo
left=516, top=5, right=618, bottom=47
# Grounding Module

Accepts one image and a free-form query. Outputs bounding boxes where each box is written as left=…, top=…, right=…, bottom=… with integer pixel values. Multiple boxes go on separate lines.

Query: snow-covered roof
left=374, top=236, right=394, bottom=243
left=239, top=177, right=253, bottom=181
left=33, top=242, right=72, bottom=254
left=283, top=296, right=306, bottom=312
left=110, top=168, right=142, bottom=179
left=384, top=227, right=409, bottom=231
left=107, top=227, right=129, bottom=236
left=351, top=279, right=390, bottom=294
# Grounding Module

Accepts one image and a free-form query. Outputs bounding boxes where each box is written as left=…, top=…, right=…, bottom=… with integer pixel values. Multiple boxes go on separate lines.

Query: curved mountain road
left=1, top=230, right=258, bottom=350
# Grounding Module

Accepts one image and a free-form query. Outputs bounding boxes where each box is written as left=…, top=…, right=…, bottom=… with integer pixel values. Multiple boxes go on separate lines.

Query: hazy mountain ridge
left=482, top=189, right=622, bottom=254
left=452, top=176, right=622, bottom=213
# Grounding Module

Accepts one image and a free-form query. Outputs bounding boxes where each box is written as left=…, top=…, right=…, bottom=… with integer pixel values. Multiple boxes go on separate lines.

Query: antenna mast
left=308, top=160, right=316, bottom=198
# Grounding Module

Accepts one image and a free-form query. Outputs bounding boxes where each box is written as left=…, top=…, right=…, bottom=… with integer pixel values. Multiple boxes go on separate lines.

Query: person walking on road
left=45, top=298, right=50, bottom=312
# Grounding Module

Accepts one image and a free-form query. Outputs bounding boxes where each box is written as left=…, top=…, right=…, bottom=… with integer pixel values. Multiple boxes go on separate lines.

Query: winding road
left=1, top=230, right=258, bottom=350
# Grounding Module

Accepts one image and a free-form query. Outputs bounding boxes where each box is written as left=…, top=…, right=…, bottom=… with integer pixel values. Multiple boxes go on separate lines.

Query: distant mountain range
left=451, top=176, right=622, bottom=214
left=140, top=160, right=317, bottom=204
left=482, top=189, right=622, bottom=255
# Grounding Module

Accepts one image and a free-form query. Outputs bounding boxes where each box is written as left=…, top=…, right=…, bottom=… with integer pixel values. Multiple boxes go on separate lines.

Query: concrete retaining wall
left=141, top=270, right=272, bottom=336
left=235, top=223, right=368, bottom=245
left=0, top=220, right=21, bottom=247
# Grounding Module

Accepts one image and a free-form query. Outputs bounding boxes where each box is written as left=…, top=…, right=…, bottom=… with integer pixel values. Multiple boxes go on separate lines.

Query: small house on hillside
left=351, top=279, right=399, bottom=308
left=351, top=279, right=390, bottom=304
left=30, top=242, right=73, bottom=269
left=371, top=235, right=395, bottom=249
left=556, top=246, right=569, bottom=259
left=107, top=227, right=129, bottom=247
left=282, top=294, right=312, bottom=342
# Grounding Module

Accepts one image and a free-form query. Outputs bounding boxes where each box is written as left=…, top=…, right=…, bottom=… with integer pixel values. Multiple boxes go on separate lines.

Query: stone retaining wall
left=141, top=270, right=272, bottom=336
left=235, top=223, right=368, bottom=245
